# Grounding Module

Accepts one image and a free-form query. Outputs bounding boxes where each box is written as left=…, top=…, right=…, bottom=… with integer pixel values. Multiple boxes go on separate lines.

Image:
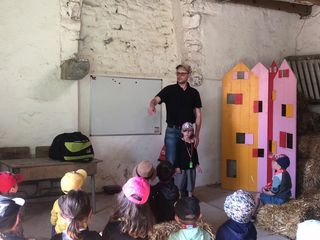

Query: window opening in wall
left=227, top=159, right=237, bottom=178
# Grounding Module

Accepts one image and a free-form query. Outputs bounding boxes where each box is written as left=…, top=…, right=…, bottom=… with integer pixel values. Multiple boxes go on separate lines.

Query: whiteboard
left=90, top=76, right=162, bottom=136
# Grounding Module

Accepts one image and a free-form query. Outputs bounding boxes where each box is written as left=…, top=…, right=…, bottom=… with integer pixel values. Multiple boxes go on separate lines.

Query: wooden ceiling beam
left=219, top=0, right=312, bottom=17
left=294, top=0, right=320, bottom=5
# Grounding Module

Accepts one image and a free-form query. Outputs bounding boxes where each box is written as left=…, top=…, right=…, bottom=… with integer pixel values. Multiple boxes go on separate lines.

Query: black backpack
left=49, top=132, right=94, bottom=162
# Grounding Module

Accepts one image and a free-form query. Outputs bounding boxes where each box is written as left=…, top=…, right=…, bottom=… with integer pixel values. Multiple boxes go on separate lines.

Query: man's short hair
left=174, top=197, right=200, bottom=221
left=176, top=63, right=192, bottom=73
left=156, top=161, right=175, bottom=182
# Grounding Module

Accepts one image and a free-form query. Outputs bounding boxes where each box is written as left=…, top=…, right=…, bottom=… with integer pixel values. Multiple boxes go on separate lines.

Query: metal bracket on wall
left=216, top=0, right=313, bottom=17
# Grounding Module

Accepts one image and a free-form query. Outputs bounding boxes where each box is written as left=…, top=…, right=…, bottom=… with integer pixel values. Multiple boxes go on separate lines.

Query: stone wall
left=80, top=0, right=178, bottom=76
left=1, top=0, right=318, bottom=190
left=296, top=6, right=320, bottom=56
left=0, top=0, right=78, bottom=151
left=78, top=0, right=305, bottom=189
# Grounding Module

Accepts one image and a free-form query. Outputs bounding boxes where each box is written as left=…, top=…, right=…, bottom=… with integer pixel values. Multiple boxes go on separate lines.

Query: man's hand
left=148, top=105, right=156, bottom=115
left=196, top=165, right=202, bottom=173
left=148, top=96, right=160, bottom=115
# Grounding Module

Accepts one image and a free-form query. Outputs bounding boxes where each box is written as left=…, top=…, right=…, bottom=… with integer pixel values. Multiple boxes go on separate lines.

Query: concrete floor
left=21, top=185, right=288, bottom=240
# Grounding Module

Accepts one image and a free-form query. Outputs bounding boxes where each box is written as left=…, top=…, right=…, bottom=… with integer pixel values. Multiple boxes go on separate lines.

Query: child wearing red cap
left=0, top=172, right=24, bottom=196
left=254, top=154, right=292, bottom=215
left=102, top=177, right=154, bottom=240
left=0, top=172, right=25, bottom=238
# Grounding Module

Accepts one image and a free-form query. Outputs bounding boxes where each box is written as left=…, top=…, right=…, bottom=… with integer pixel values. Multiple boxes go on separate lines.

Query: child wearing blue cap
left=254, top=154, right=292, bottom=215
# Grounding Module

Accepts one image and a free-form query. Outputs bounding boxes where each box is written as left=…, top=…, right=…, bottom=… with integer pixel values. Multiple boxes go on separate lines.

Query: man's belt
left=167, top=124, right=181, bottom=130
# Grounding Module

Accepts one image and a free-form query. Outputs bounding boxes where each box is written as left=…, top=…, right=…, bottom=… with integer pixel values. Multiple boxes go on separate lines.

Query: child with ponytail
left=51, top=190, right=101, bottom=240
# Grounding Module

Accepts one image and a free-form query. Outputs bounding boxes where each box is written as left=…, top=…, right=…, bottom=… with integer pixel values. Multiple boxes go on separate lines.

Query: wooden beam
left=218, top=0, right=312, bottom=17
left=294, top=0, right=320, bottom=5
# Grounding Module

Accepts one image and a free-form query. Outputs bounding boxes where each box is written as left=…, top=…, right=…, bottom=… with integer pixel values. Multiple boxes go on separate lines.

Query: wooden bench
left=0, top=147, right=31, bottom=160
left=35, top=146, right=50, bottom=158
left=0, top=157, right=102, bottom=212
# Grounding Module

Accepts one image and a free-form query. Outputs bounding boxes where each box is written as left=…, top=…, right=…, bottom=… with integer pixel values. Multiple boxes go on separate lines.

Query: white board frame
left=90, top=76, right=162, bottom=136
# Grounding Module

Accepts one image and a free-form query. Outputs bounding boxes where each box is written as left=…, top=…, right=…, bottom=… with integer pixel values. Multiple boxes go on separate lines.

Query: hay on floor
left=256, top=191, right=320, bottom=239
left=148, top=220, right=216, bottom=240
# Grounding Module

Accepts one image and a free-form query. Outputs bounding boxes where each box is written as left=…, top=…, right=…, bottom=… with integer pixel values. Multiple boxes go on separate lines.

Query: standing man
left=148, top=64, right=202, bottom=165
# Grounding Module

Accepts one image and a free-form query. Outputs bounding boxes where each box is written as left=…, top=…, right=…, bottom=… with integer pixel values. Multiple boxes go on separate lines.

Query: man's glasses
left=176, top=72, right=188, bottom=76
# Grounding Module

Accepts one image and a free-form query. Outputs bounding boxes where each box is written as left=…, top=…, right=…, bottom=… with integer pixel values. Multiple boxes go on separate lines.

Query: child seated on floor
left=0, top=196, right=25, bottom=240
left=168, top=197, right=212, bottom=240
left=132, top=160, right=157, bottom=184
left=50, top=169, right=87, bottom=236
left=149, top=160, right=179, bottom=223
left=102, top=177, right=154, bottom=240
left=254, top=154, right=292, bottom=215
left=0, top=172, right=25, bottom=238
left=216, top=190, right=257, bottom=240
left=0, top=172, right=24, bottom=197
left=51, top=190, right=101, bottom=240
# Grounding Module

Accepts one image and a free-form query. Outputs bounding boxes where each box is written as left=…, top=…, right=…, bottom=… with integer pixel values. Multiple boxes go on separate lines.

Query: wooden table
left=0, top=158, right=102, bottom=212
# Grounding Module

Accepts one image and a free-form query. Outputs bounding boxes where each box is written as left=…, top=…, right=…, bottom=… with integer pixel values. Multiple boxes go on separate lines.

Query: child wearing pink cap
left=102, top=177, right=154, bottom=240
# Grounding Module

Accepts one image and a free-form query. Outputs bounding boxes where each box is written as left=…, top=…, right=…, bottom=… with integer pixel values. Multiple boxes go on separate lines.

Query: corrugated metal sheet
left=286, top=55, right=320, bottom=103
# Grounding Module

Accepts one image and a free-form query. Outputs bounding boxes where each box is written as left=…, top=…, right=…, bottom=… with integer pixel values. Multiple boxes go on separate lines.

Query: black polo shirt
left=157, top=83, right=202, bottom=126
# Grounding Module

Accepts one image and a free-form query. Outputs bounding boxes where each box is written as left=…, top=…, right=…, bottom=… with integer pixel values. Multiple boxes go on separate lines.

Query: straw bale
left=297, top=158, right=320, bottom=194
left=148, top=220, right=215, bottom=240
left=256, top=191, right=320, bottom=239
left=298, top=111, right=320, bottom=135
left=298, top=135, right=320, bottom=159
